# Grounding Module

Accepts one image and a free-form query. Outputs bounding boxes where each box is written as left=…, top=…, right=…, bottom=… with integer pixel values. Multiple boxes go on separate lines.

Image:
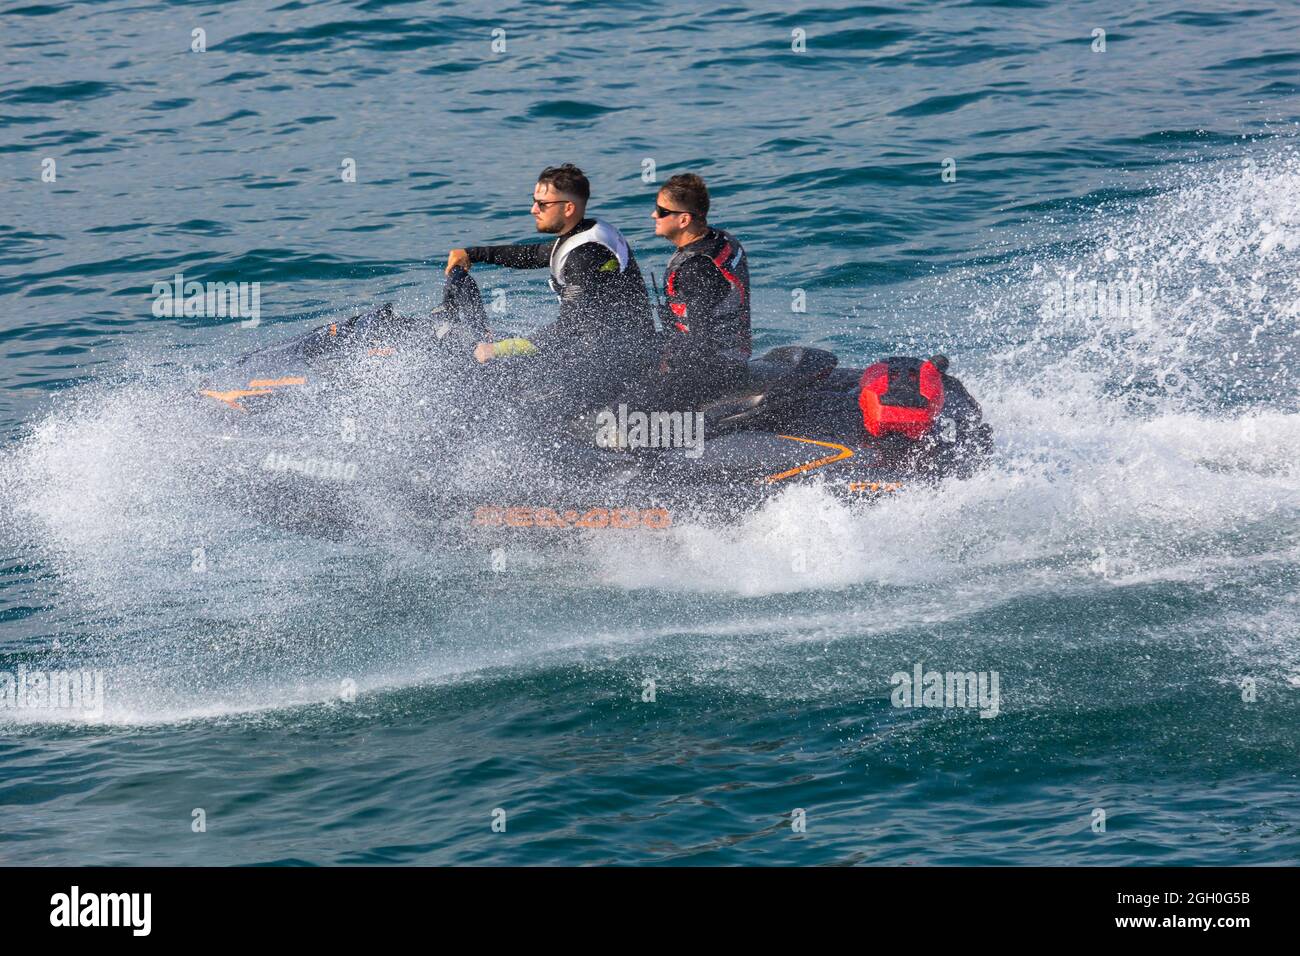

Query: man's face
left=532, top=182, right=573, bottom=234
left=653, top=189, right=691, bottom=240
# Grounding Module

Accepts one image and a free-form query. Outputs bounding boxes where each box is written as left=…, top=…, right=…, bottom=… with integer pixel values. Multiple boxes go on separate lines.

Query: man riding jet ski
left=442, top=163, right=656, bottom=415
left=634, top=172, right=753, bottom=412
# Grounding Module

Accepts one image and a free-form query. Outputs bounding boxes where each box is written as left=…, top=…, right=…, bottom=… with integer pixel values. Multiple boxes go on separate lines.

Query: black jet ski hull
left=191, top=304, right=994, bottom=540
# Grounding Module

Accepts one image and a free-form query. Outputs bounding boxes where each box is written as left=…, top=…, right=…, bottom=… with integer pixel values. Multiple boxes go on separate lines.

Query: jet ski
left=192, top=293, right=993, bottom=538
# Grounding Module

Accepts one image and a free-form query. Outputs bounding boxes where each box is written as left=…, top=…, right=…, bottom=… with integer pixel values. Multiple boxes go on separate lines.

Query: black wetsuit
left=466, top=219, right=654, bottom=354
left=461, top=219, right=655, bottom=414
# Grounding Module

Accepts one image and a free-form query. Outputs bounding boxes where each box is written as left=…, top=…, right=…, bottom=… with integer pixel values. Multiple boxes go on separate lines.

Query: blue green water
left=1, top=0, right=1298, bottom=864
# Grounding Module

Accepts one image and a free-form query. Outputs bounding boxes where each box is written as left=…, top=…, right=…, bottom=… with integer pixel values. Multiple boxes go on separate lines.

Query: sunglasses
left=653, top=204, right=691, bottom=218
left=533, top=197, right=569, bottom=208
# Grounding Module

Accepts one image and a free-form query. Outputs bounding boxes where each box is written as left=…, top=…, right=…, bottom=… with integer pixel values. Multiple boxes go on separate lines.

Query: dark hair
left=537, top=163, right=590, bottom=202
left=660, top=173, right=710, bottom=223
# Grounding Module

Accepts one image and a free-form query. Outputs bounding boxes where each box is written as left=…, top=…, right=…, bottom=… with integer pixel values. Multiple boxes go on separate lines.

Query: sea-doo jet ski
left=192, top=287, right=992, bottom=538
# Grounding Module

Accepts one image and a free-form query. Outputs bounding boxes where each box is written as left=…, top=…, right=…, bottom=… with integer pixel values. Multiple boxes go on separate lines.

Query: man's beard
left=536, top=219, right=564, bottom=234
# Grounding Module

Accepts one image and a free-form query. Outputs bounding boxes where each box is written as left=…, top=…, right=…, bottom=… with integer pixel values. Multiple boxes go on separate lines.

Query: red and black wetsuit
left=660, top=226, right=751, bottom=371
left=604, top=226, right=752, bottom=418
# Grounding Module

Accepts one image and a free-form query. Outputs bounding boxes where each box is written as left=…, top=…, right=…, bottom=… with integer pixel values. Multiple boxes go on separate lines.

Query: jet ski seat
left=700, top=346, right=838, bottom=430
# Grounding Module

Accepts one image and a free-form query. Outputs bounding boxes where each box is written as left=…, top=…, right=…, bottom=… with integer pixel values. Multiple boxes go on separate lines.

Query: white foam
left=3, top=147, right=1300, bottom=723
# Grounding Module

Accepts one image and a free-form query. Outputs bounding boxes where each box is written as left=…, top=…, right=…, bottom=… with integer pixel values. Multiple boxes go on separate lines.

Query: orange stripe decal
left=200, top=375, right=307, bottom=410
left=246, top=376, right=306, bottom=388
left=764, top=436, right=855, bottom=484
left=199, top=388, right=274, bottom=411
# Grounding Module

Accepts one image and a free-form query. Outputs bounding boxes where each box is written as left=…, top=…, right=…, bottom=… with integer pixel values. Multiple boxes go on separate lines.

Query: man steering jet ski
left=442, top=163, right=656, bottom=415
